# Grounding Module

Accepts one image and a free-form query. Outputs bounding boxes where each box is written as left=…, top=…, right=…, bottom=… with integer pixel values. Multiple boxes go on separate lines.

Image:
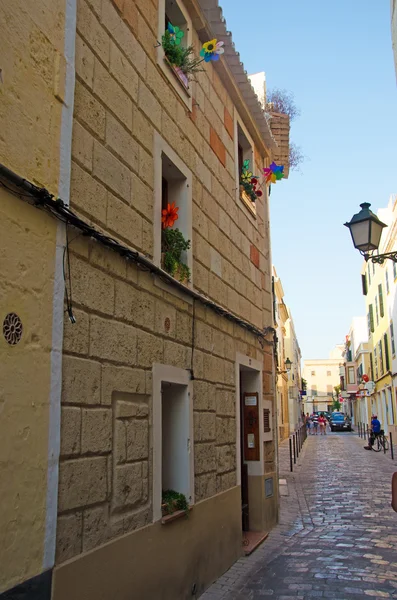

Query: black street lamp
left=344, top=203, right=396, bottom=263
left=278, top=357, right=292, bottom=375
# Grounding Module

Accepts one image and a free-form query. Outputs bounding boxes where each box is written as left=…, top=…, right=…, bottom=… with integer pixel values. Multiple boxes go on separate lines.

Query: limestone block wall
left=269, top=112, right=290, bottom=179
left=70, top=0, right=273, bottom=328
left=56, top=0, right=276, bottom=563
left=57, top=244, right=267, bottom=561
left=0, top=0, right=66, bottom=191
left=0, top=0, right=66, bottom=593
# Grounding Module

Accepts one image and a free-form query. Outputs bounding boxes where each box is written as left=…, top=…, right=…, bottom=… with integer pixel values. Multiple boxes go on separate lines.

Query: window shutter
left=263, top=409, right=270, bottom=433
left=370, top=352, right=374, bottom=381
left=378, top=341, right=384, bottom=375
left=386, top=270, right=390, bottom=294
left=379, top=284, right=384, bottom=318
left=369, top=304, right=374, bottom=333
left=374, top=347, right=378, bottom=379
left=272, top=276, right=276, bottom=324
left=384, top=333, right=390, bottom=371
left=362, top=274, right=368, bottom=296
left=391, top=322, right=396, bottom=357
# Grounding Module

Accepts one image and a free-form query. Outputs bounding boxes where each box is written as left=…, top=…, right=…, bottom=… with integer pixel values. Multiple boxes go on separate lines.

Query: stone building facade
left=273, top=267, right=290, bottom=441
left=0, top=0, right=289, bottom=598
left=0, top=0, right=68, bottom=596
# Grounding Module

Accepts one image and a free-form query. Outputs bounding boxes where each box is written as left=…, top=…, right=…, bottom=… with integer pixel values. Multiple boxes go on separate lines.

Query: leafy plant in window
left=162, top=489, right=189, bottom=516
left=161, top=28, right=204, bottom=79
left=240, top=160, right=263, bottom=203
left=161, top=204, right=191, bottom=283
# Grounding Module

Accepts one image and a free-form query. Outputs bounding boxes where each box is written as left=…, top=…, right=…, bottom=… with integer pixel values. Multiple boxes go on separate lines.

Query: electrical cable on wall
left=0, top=162, right=277, bottom=352
left=63, top=229, right=77, bottom=324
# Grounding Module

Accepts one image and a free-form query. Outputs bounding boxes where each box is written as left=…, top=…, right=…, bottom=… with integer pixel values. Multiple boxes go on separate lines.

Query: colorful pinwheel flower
left=263, top=162, right=285, bottom=184
left=167, top=22, right=184, bottom=46
left=162, top=202, right=179, bottom=229
left=240, top=161, right=263, bottom=202
left=200, top=39, right=224, bottom=62
left=241, top=159, right=253, bottom=183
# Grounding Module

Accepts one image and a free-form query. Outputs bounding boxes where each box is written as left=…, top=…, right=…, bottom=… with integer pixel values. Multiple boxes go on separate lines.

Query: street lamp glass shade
left=285, top=357, right=292, bottom=372
left=344, top=203, right=387, bottom=254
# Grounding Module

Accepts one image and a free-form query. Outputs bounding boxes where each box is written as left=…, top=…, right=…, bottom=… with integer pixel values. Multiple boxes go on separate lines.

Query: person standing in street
left=305, top=413, right=311, bottom=435
left=313, top=417, right=318, bottom=436
left=318, top=414, right=326, bottom=435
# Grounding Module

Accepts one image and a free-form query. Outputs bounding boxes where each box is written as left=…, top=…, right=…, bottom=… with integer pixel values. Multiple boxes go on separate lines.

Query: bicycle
left=371, top=430, right=389, bottom=452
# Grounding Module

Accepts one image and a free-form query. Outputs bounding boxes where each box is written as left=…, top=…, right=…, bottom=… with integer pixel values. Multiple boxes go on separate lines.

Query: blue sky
left=221, top=0, right=397, bottom=360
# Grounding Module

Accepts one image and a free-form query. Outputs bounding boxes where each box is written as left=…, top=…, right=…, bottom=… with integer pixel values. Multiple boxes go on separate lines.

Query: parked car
left=313, top=411, right=331, bottom=422
left=330, top=412, right=352, bottom=432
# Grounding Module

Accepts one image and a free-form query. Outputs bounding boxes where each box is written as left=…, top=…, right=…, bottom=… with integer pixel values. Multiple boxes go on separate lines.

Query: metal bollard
left=293, top=433, right=296, bottom=464
left=358, top=422, right=361, bottom=437
left=391, top=432, right=394, bottom=460
left=296, top=432, right=299, bottom=458
left=289, top=437, right=293, bottom=472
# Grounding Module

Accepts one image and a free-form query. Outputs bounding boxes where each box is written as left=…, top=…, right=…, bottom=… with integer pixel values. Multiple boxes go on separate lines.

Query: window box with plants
left=161, top=24, right=203, bottom=91
left=160, top=24, right=224, bottom=92
left=161, top=201, right=191, bottom=285
left=239, top=159, right=262, bottom=213
left=161, top=489, right=190, bottom=524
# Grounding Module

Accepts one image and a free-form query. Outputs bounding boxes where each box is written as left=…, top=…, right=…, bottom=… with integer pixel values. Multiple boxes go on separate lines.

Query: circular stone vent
left=3, top=313, right=23, bottom=345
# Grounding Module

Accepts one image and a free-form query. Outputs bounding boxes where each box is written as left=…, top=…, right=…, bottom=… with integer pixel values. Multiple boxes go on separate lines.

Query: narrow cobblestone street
left=202, top=433, right=397, bottom=600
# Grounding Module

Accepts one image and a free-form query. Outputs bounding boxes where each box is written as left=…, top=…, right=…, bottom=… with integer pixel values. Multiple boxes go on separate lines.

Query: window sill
left=239, top=189, right=257, bottom=217
left=154, top=268, right=193, bottom=304
left=163, top=57, right=191, bottom=96
left=161, top=506, right=193, bottom=525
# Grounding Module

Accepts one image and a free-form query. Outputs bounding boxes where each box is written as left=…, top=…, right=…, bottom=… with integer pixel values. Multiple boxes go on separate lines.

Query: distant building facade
left=285, top=312, right=302, bottom=431
left=303, top=346, right=344, bottom=414
left=273, top=267, right=302, bottom=439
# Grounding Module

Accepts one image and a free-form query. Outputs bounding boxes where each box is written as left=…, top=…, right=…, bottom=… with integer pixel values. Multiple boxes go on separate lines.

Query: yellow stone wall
left=55, top=0, right=276, bottom=567
left=0, top=0, right=66, bottom=592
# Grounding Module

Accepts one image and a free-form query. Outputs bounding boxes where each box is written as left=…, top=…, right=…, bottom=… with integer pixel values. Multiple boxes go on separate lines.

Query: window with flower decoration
left=154, top=132, right=192, bottom=286
left=236, top=123, right=261, bottom=217
left=157, top=0, right=194, bottom=108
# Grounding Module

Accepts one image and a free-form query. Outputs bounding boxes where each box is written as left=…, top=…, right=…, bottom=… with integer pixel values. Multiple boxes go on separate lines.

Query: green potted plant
left=161, top=227, right=191, bottom=284
left=240, top=160, right=263, bottom=204
left=161, top=489, right=189, bottom=516
left=161, top=28, right=203, bottom=87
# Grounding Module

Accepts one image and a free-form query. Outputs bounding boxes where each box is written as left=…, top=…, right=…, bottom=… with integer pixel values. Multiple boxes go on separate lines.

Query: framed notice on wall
left=244, top=395, right=257, bottom=406
left=243, top=392, right=260, bottom=461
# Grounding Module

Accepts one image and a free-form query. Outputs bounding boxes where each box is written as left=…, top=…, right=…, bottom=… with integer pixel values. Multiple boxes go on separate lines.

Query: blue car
left=330, top=412, right=352, bottom=432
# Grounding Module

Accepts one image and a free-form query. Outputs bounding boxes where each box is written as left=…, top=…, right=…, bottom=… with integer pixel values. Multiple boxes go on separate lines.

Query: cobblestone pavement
left=201, top=432, right=397, bottom=600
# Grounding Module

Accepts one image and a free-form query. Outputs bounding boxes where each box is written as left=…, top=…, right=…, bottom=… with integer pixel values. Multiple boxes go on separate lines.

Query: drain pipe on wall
left=43, top=0, right=76, bottom=571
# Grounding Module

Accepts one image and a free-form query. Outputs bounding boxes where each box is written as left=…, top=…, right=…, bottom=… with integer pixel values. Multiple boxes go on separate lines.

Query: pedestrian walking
left=313, top=418, right=318, bottom=435
left=305, top=413, right=311, bottom=435
left=318, top=414, right=327, bottom=435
